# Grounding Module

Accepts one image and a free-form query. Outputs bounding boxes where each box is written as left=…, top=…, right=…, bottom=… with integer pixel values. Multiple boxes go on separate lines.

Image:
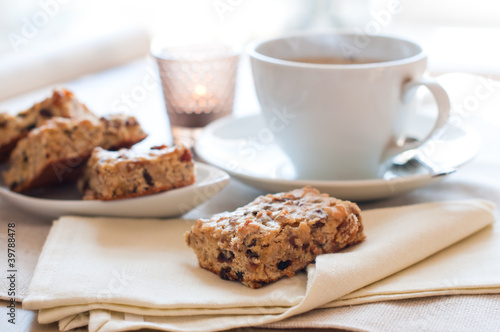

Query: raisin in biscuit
left=186, top=187, right=365, bottom=288
left=3, top=115, right=147, bottom=192
left=78, top=145, right=195, bottom=200
left=0, top=88, right=96, bottom=161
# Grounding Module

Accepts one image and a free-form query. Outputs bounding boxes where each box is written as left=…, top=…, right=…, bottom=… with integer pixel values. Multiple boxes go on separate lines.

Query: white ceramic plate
left=0, top=162, right=229, bottom=219
left=195, top=114, right=481, bottom=201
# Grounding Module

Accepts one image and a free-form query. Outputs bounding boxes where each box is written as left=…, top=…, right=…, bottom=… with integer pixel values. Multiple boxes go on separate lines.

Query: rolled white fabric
left=0, top=26, right=151, bottom=101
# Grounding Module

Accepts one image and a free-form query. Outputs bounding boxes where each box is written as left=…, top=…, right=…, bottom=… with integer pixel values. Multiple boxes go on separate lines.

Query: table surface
left=1, top=56, right=500, bottom=332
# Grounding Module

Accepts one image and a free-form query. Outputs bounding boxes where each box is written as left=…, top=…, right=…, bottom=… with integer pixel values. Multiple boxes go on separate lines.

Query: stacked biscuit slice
left=0, top=88, right=195, bottom=200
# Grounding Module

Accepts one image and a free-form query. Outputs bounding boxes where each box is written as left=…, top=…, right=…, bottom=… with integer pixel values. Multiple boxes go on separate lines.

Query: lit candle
left=194, top=84, right=207, bottom=99
left=153, top=43, right=239, bottom=147
left=192, top=84, right=209, bottom=113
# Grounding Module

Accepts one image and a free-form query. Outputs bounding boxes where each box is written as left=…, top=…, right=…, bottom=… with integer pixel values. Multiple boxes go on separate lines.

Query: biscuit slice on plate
left=78, top=145, right=195, bottom=200
left=186, top=186, right=365, bottom=288
left=0, top=88, right=96, bottom=161
left=2, top=115, right=147, bottom=192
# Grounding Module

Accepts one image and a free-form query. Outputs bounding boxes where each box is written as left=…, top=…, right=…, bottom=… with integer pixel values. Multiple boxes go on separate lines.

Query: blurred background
left=1, top=0, right=499, bottom=76
left=1, top=0, right=499, bottom=143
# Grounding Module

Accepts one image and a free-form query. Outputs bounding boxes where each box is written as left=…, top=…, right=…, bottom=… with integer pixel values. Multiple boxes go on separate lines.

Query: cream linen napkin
left=23, top=200, right=496, bottom=332
left=321, top=215, right=500, bottom=308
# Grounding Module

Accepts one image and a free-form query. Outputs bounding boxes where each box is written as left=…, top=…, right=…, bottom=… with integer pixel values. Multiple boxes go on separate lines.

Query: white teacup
left=249, top=32, right=450, bottom=180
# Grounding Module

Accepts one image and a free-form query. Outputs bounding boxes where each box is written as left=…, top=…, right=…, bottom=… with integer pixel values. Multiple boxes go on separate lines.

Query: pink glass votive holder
left=152, top=43, right=240, bottom=148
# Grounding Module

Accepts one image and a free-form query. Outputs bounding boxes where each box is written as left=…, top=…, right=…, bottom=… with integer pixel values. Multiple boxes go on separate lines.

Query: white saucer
left=0, top=162, right=229, bottom=219
left=195, top=114, right=481, bottom=201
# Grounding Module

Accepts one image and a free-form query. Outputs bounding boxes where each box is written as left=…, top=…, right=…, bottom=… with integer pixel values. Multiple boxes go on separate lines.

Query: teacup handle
left=383, top=77, right=451, bottom=161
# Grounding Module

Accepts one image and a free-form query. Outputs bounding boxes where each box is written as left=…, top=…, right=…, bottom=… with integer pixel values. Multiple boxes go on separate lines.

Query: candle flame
left=194, top=84, right=207, bottom=97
